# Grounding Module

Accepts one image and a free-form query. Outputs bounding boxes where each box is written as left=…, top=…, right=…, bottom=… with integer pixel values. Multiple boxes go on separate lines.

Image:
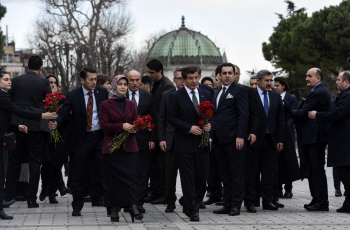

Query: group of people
left=0, top=55, right=349, bottom=223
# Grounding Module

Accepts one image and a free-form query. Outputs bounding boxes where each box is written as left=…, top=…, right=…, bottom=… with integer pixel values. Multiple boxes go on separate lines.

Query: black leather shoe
left=213, top=206, right=231, bottom=214
left=3, top=199, right=16, bottom=208
left=39, top=190, right=47, bottom=201
left=59, top=188, right=71, bottom=196
left=49, top=194, right=58, bottom=204
left=91, top=199, right=104, bottom=206
left=151, top=197, right=166, bottom=204
left=198, top=201, right=206, bottom=209
left=272, top=201, right=284, bottom=208
left=336, top=206, right=350, bottom=213
left=183, top=208, right=190, bottom=217
left=229, top=207, right=240, bottom=216
left=84, top=195, right=91, bottom=202
left=203, top=196, right=222, bottom=205
left=138, top=206, right=146, bottom=213
left=189, top=212, right=199, bottom=222
left=72, top=209, right=81, bottom=216
left=165, top=204, right=176, bottom=213
left=335, top=189, right=342, bottom=197
left=27, top=200, right=39, bottom=208
left=0, top=210, right=13, bottom=220
left=262, top=202, right=278, bottom=211
left=215, top=201, right=224, bottom=206
left=283, top=191, right=293, bottom=198
left=306, top=203, right=329, bottom=211
left=244, top=204, right=257, bottom=213
left=14, top=196, right=26, bottom=201
left=304, top=201, right=316, bottom=209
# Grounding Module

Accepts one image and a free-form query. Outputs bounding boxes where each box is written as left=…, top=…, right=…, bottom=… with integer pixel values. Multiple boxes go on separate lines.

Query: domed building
left=146, top=16, right=225, bottom=79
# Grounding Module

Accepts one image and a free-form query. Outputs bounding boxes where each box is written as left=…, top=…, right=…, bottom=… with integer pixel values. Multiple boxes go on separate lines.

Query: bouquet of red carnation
left=43, top=92, right=65, bottom=145
left=108, top=114, right=154, bottom=154
left=196, top=101, right=214, bottom=148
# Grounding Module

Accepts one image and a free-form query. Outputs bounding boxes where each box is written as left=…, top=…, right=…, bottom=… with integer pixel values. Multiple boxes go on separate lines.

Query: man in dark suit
left=158, top=67, right=184, bottom=212
left=168, top=65, right=212, bottom=221
left=211, top=63, right=249, bottom=216
left=197, top=66, right=215, bottom=97
left=291, top=68, right=330, bottom=211
left=245, top=70, right=285, bottom=212
left=4, top=56, right=52, bottom=208
left=126, top=70, right=153, bottom=213
left=308, top=71, right=350, bottom=213
left=50, top=66, right=109, bottom=216
left=146, top=59, right=175, bottom=203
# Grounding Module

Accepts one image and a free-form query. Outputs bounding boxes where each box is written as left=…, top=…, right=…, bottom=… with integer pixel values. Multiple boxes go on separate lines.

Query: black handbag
left=3, top=132, right=16, bottom=151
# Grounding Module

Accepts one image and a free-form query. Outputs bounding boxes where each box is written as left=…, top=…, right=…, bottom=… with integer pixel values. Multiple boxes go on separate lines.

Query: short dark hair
left=146, top=59, right=163, bottom=73
left=274, top=77, right=290, bottom=91
left=0, top=70, right=9, bottom=79
left=97, top=74, right=110, bottom=86
left=173, top=67, right=183, bottom=78
left=141, top=75, right=152, bottom=86
left=250, top=75, right=258, bottom=80
left=201, top=77, right=213, bottom=84
left=28, top=56, right=43, bottom=70
left=316, top=69, right=323, bottom=81
left=181, top=66, right=198, bottom=79
left=45, top=74, right=59, bottom=85
left=219, top=62, right=235, bottom=74
left=79, top=66, right=97, bottom=80
left=342, top=71, right=350, bottom=82
left=234, top=65, right=240, bottom=75
left=256, top=70, right=272, bottom=80
left=196, top=66, right=202, bottom=75
left=215, top=64, right=221, bottom=76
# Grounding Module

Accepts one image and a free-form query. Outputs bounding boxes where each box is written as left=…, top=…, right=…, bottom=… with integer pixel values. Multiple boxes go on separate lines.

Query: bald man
left=291, top=68, right=331, bottom=211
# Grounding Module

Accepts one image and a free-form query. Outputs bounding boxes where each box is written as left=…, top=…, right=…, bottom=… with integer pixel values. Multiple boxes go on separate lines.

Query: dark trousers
left=244, top=134, right=276, bottom=204
left=40, top=161, right=63, bottom=195
left=273, top=151, right=280, bottom=201
left=215, top=141, right=245, bottom=209
left=178, top=148, right=209, bottom=214
left=333, top=167, right=342, bottom=189
left=336, top=166, right=350, bottom=210
left=149, top=144, right=165, bottom=199
left=0, top=138, right=4, bottom=210
left=4, top=131, right=46, bottom=201
left=303, top=143, right=328, bottom=205
left=138, top=149, right=150, bottom=205
left=69, top=131, right=107, bottom=211
left=89, top=159, right=103, bottom=202
left=206, top=147, right=222, bottom=198
left=164, top=149, right=178, bottom=205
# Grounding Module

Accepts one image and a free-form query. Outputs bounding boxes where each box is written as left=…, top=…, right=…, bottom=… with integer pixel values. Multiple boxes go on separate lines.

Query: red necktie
left=86, top=92, right=93, bottom=132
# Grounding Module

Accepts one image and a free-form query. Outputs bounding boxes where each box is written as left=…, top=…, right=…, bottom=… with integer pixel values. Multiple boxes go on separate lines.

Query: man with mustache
left=291, top=68, right=330, bottom=211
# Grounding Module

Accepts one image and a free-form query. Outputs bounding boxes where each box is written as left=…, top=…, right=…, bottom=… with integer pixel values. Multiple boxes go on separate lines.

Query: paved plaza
left=1, top=167, right=349, bottom=230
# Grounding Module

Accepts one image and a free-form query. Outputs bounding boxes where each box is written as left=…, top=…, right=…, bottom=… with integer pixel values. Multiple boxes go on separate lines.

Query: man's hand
left=49, top=121, right=57, bottom=130
left=203, top=123, right=211, bottom=132
left=308, top=111, right=317, bottom=119
left=149, top=141, right=155, bottom=150
left=236, top=137, right=244, bottom=150
left=18, top=125, right=28, bottom=134
left=248, top=134, right=256, bottom=145
left=159, top=141, right=166, bottom=152
left=190, top=126, right=202, bottom=136
left=277, top=143, right=284, bottom=152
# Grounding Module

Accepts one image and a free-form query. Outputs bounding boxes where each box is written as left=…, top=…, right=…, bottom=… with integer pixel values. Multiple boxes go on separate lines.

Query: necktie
left=86, top=92, right=93, bottom=132
left=218, top=87, right=226, bottom=107
left=263, top=92, right=270, bottom=133
left=191, top=90, right=199, bottom=114
left=132, top=91, right=137, bottom=107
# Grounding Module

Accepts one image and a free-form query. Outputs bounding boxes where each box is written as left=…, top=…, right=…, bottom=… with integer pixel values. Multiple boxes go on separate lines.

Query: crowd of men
left=2, top=55, right=350, bottom=222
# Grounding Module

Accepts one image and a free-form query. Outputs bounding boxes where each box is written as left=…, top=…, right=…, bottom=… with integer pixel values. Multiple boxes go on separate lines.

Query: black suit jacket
left=158, top=88, right=176, bottom=150
left=199, top=83, right=215, bottom=96
left=291, top=83, right=330, bottom=144
left=212, top=83, right=249, bottom=143
left=168, top=87, right=212, bottom=154
left=0, top=90, right=41, bottom=137
left=243, top=85, right=259, bottom=136
left=126, top=89, right=153, bottom=150
left=150, top=76, right=175, bottom=142
left=283, top=92, right=298, bottom=127
left=316, top=88, right=350, bottom=167
left=252, top=88, right=285, bottom=150
left=56, top=86, right=109, bottom=152
left=9, top=71, right=52, bottom=132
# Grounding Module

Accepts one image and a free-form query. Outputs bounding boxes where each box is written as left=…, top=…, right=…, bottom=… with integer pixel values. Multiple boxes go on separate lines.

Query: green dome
left=146, top=16, right=223, bottom=66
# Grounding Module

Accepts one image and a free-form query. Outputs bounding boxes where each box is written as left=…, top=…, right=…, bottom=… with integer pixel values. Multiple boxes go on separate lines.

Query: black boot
left=129, top=204, right=143, bottom=222
left=0, top=210, right=13, bottom=220
left=49, top=194, right=58, bottom=204
left=110, top=207, right=119, bottom=222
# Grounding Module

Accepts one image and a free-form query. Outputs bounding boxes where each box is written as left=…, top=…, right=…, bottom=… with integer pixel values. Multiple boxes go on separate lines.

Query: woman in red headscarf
left=99, top=75, right=142, bottom=223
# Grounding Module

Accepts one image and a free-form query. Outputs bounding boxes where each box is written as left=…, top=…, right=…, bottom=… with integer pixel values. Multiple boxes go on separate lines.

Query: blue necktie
left=263, top=92, right=270, bottom=133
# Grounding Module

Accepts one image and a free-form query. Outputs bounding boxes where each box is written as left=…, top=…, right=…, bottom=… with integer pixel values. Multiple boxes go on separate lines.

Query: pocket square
left=226, top=93, right=234, bottom=99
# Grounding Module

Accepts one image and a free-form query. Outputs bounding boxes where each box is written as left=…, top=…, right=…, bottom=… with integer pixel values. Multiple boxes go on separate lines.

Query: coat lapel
left=109, top=99, right=124, bottom=117
left=181, top=88, right=199, bottom=117
left=124, top=99, right=133, bottom=118
left=255, top=89, right=267, bottom=117
left=78, top=87, right=87, bottom=120
left=94, top=88, right=101, bottom=112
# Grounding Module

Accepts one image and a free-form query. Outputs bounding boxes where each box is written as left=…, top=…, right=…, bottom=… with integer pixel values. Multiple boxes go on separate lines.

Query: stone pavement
left=1, top=167, right=349, bottom=230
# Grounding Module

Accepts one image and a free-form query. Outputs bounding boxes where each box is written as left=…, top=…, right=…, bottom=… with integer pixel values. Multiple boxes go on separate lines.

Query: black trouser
left=244, top=134, right=276, bottom=205
left=333, top=167, right=342, bottom=189
left=303, top=143, right=328, bottom=205
left=138, top=149, right=150, bottom=205
left=149, top=144, right=165, bottom=199
left=206, top=147, right=222, bottom=199
left=178, top=148, right=209, bottom=214
left=41, top=161, right=63, bottom=196
left=272, top=151, right=280, bottom=202
left=69, top=130, right=107, bottom=211
left=4, top=131, right=47, bottom=201
left=164, top=149, right=178, bottom=205
left=215, top=141, right=245, bottom=209
left=336, top=166, right=350, bottom=210
left=89, top=159, right=103, bottom=202
left=0, top=138, right=4, bottom=210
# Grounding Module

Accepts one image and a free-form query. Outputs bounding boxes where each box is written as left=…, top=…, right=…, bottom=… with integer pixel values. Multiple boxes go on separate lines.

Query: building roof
left=146, top=16, right=223, bottom=66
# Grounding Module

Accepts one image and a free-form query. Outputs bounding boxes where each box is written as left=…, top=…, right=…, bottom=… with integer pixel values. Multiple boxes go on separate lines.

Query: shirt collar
left=128, top=89, right=139, bottom=96
left=221, top=83, right=233, bottom=91
left=311, top=83, right=321, bottom=91
left=82, top=85, right=94, bottom=95
left=257, top=86, right=267, bottom=95
left=281, top=91, right=286, bottom=100
left=184, top=85, right=198, bottom=95
left=1, top=88, right=6, bottom=93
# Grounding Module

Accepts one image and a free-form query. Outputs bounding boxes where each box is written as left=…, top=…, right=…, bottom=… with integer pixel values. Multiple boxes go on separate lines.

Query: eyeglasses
left=187, top=76, right=199, bottom=81
left=174, top=77, right=182, bottom=80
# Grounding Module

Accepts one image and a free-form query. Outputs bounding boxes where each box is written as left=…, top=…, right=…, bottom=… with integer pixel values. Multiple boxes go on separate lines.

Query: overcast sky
left=0, top=0, right=343, bottom=81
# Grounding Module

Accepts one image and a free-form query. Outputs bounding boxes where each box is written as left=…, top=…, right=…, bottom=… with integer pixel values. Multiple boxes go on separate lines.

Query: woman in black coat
left=0, top=70, right=56, bottom=220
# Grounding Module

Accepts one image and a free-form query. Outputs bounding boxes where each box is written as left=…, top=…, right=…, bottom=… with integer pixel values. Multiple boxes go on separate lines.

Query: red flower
left=198, top=119, right=205, bottom=125
left=55, top=108, right=59, bottom=113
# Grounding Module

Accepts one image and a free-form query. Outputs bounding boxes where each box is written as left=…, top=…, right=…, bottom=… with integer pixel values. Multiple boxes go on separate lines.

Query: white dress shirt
left=184, top=85, right=199, bottom=104
left=128, top=89, right=140, bottom=106
left=257, top=86, right=270, bottom=108
left=216, top=83, right=232, bottom=108
left=82, top=86, right=100, bottom=131
left=280, top=91, right=286, bottom=100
